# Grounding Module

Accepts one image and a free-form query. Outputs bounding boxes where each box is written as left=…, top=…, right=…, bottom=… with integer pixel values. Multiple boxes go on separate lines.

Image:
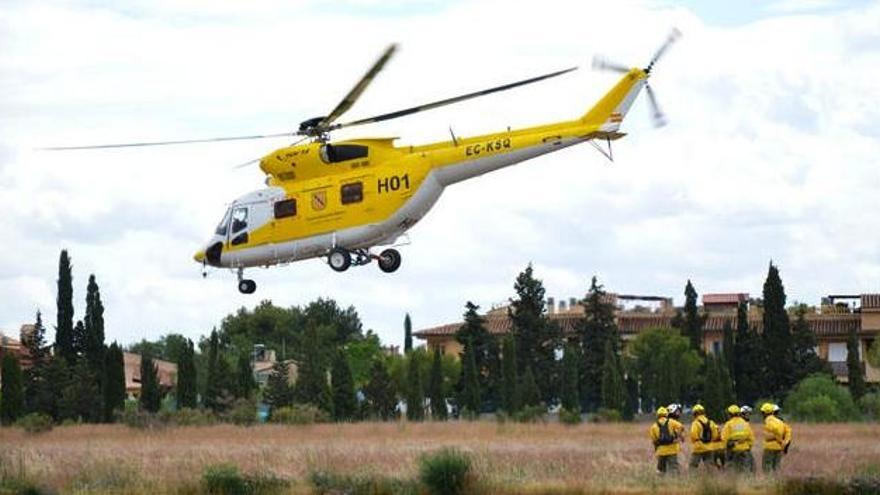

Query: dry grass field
left=2, top=421, right=880, bottom=494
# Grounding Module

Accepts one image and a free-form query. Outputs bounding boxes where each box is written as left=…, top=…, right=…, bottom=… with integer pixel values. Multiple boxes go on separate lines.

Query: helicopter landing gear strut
left=237, top=268, right=257, bottom=294
left=327, top=247, right=401, bottom=273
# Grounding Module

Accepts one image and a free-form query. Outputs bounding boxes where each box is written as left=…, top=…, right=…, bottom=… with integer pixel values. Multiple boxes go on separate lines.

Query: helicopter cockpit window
left=231, top=207, right=248, bottom=233
left=215, top=209, right=231, bottom=236
left=319, top=144, right=369, bottom=164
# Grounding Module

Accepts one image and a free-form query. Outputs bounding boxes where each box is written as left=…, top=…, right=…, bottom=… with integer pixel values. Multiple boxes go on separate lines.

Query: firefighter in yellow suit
left=761, top=403, right=792, bottom=473
left=649, top=406, right=685, bottom=473
left=721, top=404, right=755, bottom=473
left=688, top=404, right=719, bottom=469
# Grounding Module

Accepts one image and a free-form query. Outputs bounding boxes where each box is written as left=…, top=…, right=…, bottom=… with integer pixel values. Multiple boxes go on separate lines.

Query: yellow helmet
left=727, top=404, right=741, bottom=415
left=657, top=406, right=669, bottom=417
left=692, top=404, right=705, bottom=414
left=760, top=403, right=775, bottom=414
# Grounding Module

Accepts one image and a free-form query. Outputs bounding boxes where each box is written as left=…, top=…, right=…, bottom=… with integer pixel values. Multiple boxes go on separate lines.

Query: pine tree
left=560, top=344, right=580, bottom=412
left=364, top=360, right=397, bottom=420
left=762, top=262, right=794, bottom=397
left=404, top=313, right=413, bottom=354
left=405, top=353, right=424, bottom=421
left=734, top=300, right=763, bottom=405
left=294, top=325, right=332, bottom=414
left=579, top=276, right=619, bottom=412
left=520, top=365, right=541, bottom=408
left=459, top=337, right=481, bottom=416
left=600, top=341, right=625, bottom=412
left=1, top=353, right=24, bottom=424
left=23, top=311, right=53, bottom=415
left=681, top=280, right=707, bottom=352
left=331, top=350, right=357, bottom=421
left=59, top=358, right=101, bottom=421
left=791, top=305, right=824, bottom=384
left=236, top=353, right=255, bottom=399
left=847, top=322, right=866, bottom=400
left=55, top=250, right=76, bottom=362
left=501, top=336, right=520, bottom=414
left=175, top=339, right=198, bottom=409
left=104, top=342, right=127, bottom=420
left=264, top=361, right=293, bottom=411
left=428, top=348, right=447, bottom=420
left=139, top=353, right=161, bottom=413
left=509, top=265, right=560, bottom=405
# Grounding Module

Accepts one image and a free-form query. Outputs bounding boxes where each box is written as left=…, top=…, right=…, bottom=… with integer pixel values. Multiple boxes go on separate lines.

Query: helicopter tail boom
left=579, top=68, right=647, bottom=133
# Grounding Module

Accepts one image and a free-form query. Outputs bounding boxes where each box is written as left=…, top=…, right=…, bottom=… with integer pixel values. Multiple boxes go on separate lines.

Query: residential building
left=123, top=352, right=177, bottom=399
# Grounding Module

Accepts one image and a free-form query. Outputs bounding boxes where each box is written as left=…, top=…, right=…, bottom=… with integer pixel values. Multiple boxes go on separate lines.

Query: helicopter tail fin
left=579, top=69, right=647, bottom=132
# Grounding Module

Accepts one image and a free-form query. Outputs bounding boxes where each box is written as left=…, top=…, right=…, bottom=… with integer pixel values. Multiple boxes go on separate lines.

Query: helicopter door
left=227, top=206, right=250, bottom=256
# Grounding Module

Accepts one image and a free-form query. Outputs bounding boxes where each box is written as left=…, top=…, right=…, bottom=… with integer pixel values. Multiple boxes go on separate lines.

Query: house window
left=341, top=182, right=364, bottom=204
left=712, top=341, right=721, bottom=355
left=828, top=342, right=847, bottom=361
left=274, top=199, right=297, bottom=219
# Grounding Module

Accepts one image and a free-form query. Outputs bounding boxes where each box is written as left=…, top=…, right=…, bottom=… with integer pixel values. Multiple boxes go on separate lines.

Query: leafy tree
left=627, top=327, right=701, bottom=411
left=139, top=353, right=161, bottom=413
left=405, top=353, right=425, bottom=421
left=23, top=311, right=53, bottom=415
left=847, top=323, right=866, bottom=400
left=501, top=336, right=520, bottom=414
left=601, top=341, right=625, bottom=412
left=428, top=348, right=447, bottom=420
left=734, top=301, right=764, bottom=404
left=520, top=365, right=541, bottom=408
left=364, top=359, right=397, bottom=420
left=1, top=353, right=24, bottom=424
left=680, top=280, right=707, bottom=352
left=578, top=276, right=619, bottom=411
left=60, top=358, right=102, bottom=421
left=404, top=313, right=413, bottom=353
left=459, top=337, right=481, bottom=416
left=784, top=373, right=860, bottom=422
left=235, top=353, right=256, bottom=399
left=560, top=344, right=580, bottom=412
left=55, top=250, right=76, bottom=362
left=264, top=361, right=293, bottom=411
left=331, top=350, right=357, bottom=421
left=344, top=331, right=384, bottom=389
left=509, top=265, right=560, bottom=405
left=294, top=325, right=333, bottom=414
left=175, top=339, right=198, bottom=409
left=791, top=305, right=825, bottom=384
left=104, top=342, right=127, bottom=420
left=762, top=262, right=794, bottom=397
left=129, top=333, right=191, bottom=364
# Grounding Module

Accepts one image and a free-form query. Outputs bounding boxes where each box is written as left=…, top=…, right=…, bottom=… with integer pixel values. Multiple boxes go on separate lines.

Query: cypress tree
left=404, top=313, right=413, bottom=354
left=762, top=262, right=794, bottom=397
left=485, top=336, right=502, bottom=410
left=718, top=354, right=736, bottom=412
left=23, top=311, right=53, bottom=415
left=791, top=305, right=824, bottom=384
left=364, top=360, right=396, bottom=420
left=1, top=353, right=24, bottom=424
left=104, top=342, right=127, bottom=420
left=405, top=353, right=424, bottom=421
left=331, top=350, right=357, bottom=421
left=702, top=355, right=722, bottom=421
left=264, top=360, right=293, bottom=411
left=560, top=344, right=580, bottom=412
left=139, top=353, right=161, bottom=413
left=681, top=280, right=707, bottom=352
left=847, top=323, right=866, bottom=400
left=624, top=375, right=638, bottom=420
left=509, top=264, right=560, bottom=405
left=459, top=337, right=481, bottom=416
left=235, top=353, right=255, bottom=399
left=60, top=358, right=101, bottom=421
left=520, top=365, right=541, bottom=408
left=734, top=300, right=763, bottom=404
left=72, top=320, right=86, bottom=359
left=501, top=336, right=520, bottom=414
left=600, top=341, right=625, bottom=412
left=294, top=325, right=332, bottom=414
left=428, top=348, right=447, bottom=420
left=45, top=356, right=69, bottom=421
left=204, top=329, right=225, bottom=411
left=722, top=320, right=735, bottom=376
left=175, top=339, right=198, bottom=409
left=579, top=276, right=619, bottom=412
left=83, top=274, right=106, bottom=421
left=55, top=250, right=75, bottom=362
left=456, top=302, right=492, bottom=407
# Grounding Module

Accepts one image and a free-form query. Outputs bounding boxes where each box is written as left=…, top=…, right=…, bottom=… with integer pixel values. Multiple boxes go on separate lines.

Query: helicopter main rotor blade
left=318, top=44, right=398, bottom=129
left=330, top=66, right=578, bottom=131
left=40, top=132, right=296, bottom=151
left=646, top=28, right=681, bottom=73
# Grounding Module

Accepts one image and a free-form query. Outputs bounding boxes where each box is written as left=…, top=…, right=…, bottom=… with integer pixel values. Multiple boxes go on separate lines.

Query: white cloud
left=1, top=0, right=878, bottom=346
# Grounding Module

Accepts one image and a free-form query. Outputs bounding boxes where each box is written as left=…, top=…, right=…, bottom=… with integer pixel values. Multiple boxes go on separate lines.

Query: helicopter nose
left=194, top=249, right=206, bottom=263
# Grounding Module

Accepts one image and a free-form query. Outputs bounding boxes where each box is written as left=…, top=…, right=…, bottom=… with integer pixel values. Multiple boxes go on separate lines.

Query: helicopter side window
left=231, top=207, right=248, bottom=233
left=319, top=144, right=369, bottom=164
left=274, top=199, right=297, bottom=219
left=340, top=182, right=363, bottom=205
left=215, top=209, right=231, bottom=236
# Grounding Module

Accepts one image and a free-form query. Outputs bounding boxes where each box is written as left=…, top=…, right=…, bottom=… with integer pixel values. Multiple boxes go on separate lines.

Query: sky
left=1, top=0, right=878, bottom=349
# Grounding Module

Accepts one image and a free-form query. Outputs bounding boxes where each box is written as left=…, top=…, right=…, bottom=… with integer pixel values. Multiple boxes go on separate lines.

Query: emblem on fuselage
left=312, top=190, right=327, bottom=211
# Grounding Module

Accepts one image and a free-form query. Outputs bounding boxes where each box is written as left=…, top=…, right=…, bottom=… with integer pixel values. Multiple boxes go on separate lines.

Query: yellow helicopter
left=47, top=32, right=679, bottom=294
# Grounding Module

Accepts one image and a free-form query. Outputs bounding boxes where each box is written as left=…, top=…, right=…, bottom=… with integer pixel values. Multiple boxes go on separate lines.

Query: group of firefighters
left=649, top=402, right=793, bottom=474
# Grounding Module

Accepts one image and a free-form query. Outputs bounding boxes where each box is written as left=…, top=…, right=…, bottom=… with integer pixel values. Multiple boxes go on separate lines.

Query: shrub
left=202, top=464, right=287, bottom=495
left=270, top=404, right=329, bottom=425
left=172, top=407, right=217, bottom=426
left=591, top=408, right=623, bottom=423
left=558, top=407, right=582, bottom=425
left=118, top=407, right=162, bottom=429
left=859, top=393, right=880, bottom=421
left=514, top=405, right=546, bottom=423
left=784, top=374, right=860, bottom=422
left=777, top=477, right=848, bottom=495
left=418, top=447, right=473, bottom=495
left=227, top=399, right=257, bottom=426
left=310, top=470, right=419, bottom=495
left=15, top=413, right=53, bottom=434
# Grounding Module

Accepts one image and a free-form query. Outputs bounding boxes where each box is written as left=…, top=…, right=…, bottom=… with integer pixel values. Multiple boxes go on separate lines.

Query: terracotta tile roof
left=123, top=352, right=177, bottom=391
left=862, top=294, right=880, bottom=310
left=703, top=293, right=748, bottom=305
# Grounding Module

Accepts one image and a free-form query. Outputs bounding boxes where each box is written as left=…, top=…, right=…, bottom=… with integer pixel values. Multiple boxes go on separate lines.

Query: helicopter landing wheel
left=328, top=247, right=352, bottom=272
left=377, top=248, right=401, bottom=273
left=238, top=279, right=257, bottom=294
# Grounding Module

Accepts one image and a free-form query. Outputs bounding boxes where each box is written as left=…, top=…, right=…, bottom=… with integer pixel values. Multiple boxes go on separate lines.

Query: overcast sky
left=1, top=0, right=878, bottom=349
